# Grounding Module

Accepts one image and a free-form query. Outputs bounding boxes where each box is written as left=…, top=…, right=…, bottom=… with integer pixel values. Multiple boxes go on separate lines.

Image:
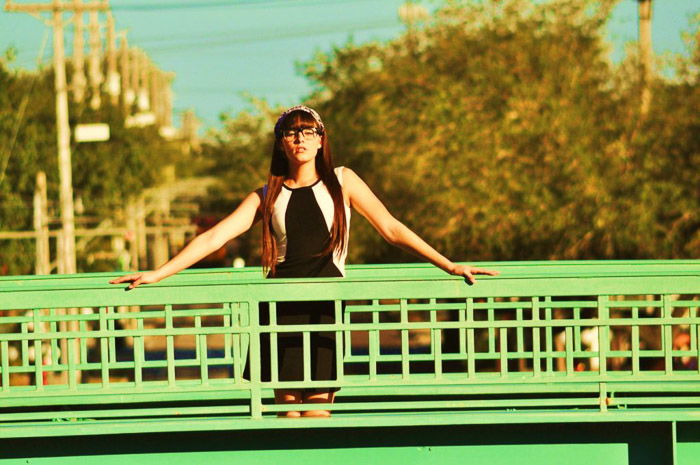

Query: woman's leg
left=274, top=389, right=303, bottom=417
left=301, top=390, right=336, bottom=417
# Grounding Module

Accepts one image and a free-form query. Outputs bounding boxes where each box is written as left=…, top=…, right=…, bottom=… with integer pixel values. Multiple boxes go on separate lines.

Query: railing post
left=597, top=295, right=609, bottom=377
left=466, top=298, right=475, bottom=378
left=599, top=382, right=608, bottom=412
left=165, top=304, right=175, bottom=387
left=663, top=294, right=673, bottom=375
left=1, top=341, right=9, bottom=391
left=248, top=300, right=262, bottom=419
left=334, top=300, right=344, bottom=384
left=532, top=297, right=541, bottom=377
left=400, top=299, right=410, bottom=379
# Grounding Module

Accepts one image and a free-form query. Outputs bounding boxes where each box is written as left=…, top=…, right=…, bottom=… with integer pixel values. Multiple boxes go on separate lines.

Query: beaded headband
left=274, top=105, right=325, bottom=137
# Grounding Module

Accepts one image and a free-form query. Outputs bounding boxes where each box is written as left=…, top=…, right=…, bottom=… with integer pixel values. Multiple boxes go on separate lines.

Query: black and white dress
left=258, top=167, right=350, bottom=391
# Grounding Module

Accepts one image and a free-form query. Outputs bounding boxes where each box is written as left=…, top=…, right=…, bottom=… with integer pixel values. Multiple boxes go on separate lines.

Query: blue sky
left=1, top=0, right=698, bottom=129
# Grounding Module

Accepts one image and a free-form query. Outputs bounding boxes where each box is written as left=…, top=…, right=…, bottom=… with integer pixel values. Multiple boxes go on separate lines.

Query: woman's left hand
left=449, top=264, right=500, bottom=285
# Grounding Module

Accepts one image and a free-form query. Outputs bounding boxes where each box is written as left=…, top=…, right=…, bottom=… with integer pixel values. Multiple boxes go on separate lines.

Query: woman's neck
left=285, top=162, right=319, bottom=188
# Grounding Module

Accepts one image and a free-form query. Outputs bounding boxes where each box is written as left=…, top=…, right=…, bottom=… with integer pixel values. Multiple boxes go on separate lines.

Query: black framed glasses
left=281, top=127, right=321, bottom=140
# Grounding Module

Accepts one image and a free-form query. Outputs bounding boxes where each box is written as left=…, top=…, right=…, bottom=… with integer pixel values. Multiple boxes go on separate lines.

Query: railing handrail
left=1, top=260, right=699, bottom=307
left=1, top=259, right=699, bottom=285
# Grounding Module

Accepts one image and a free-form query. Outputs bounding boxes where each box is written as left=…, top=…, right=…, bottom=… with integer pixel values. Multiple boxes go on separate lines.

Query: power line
left=174, top=85, right=307, bottom=94
left=111, top=0, right=390, bottom=12
left=135, top=16, right=400, bottom=45
left=5, top=5, right=404, bottom=66
left=11, top=20, right=402, bottom=67
left=143, top=19, right=401, bottom=54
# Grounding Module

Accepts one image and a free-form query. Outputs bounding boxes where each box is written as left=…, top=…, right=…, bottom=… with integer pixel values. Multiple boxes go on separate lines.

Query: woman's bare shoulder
left=339, top=166, right=361, bottom=185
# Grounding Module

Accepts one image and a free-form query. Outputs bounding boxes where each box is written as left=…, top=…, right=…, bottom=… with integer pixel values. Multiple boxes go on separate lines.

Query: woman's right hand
left=109, top=270, right=162, bottom=290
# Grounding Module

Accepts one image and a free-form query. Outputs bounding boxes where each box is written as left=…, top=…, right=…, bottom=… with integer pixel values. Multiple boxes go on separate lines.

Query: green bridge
left=1, top=260, right=699, bottom=464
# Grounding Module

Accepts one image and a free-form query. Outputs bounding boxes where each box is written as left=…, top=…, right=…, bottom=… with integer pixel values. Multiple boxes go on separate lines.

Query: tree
left=618, top=18, right=700, bottom=258
left=0, top=57, right=181, bottom=274
left=202, top=0, right=699, bottom=264
left=302, top=0, right=629, bottom=262
left=197, top=101, right=277, bottom=265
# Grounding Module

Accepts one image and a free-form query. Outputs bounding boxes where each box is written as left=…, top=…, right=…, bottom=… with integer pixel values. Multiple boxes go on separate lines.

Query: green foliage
left=4, top=2, right=694, bottom=273
left=148, top=0, right=700, bottom=265
left=70, top=104, right=176, bottom=212
left=197, top=101, right=277, bottom=265
left=620, top=20, right=700, bottom=259
left=296, top=0, right=699, bottom=262
left=0, top=59, right=178, bottom=274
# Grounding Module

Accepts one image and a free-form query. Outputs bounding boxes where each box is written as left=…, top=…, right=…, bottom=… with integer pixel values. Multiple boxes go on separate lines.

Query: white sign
left=74, top=123, right=110, bottom=142
left=158, top=126, right=178, bottom=139
left=125, top=112, right=156, bottom=128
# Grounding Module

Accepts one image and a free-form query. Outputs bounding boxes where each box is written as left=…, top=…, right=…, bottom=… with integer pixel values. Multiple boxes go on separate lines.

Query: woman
left=110, top=105, right=498, bottom=417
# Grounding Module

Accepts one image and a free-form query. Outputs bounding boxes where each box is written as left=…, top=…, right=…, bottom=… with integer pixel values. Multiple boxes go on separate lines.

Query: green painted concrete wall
left=2, top=422, right=694, bottom=465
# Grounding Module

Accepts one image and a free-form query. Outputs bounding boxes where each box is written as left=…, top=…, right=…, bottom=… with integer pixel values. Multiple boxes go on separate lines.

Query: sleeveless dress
left=255, top=167, right=350, bottom=392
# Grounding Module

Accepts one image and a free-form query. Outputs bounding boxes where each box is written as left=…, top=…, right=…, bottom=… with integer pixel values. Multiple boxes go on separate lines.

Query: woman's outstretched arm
left=342, top=168, right=498, bottom=284
left=110, top=189, right=263, bottom=289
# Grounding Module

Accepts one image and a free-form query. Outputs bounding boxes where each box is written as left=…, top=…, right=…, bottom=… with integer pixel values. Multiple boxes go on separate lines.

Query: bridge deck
left=0, top=261, right=699, bottom=464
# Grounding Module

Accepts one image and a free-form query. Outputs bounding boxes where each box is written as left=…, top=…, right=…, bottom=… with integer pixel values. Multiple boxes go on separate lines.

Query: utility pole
left=70, top=0, right=86, bottom=103
left=398, top=1, right=428, bottom=52
left=104, top=11, right=119, bottom=105
left=149, top=63, right=160, bottom=124
left=163, top=72, right=174, bottom=128
left=136, top=195, right=147, bottom=268
left=5, top=0, right=109, bottom=275
left=129, top=47, right=141, bottom=111
left=118, top=31, right=133, bottom=111
left=87, top=6, right=103, bottom=109
left=180, top=109, right=201, bottom=153
left=136, top=48, right=150, bottom=111
left=33, top=171, right=50, bottom=275
left=638, top=0, right=653, bottom=117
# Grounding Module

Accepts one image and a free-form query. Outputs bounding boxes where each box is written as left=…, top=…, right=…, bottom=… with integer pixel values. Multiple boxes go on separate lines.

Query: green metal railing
left=0, top=260, right=699, bottom=438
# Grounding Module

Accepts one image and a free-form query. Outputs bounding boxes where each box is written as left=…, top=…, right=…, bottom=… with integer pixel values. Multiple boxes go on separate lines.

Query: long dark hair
left=261, top=110, right=347, bottom=276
